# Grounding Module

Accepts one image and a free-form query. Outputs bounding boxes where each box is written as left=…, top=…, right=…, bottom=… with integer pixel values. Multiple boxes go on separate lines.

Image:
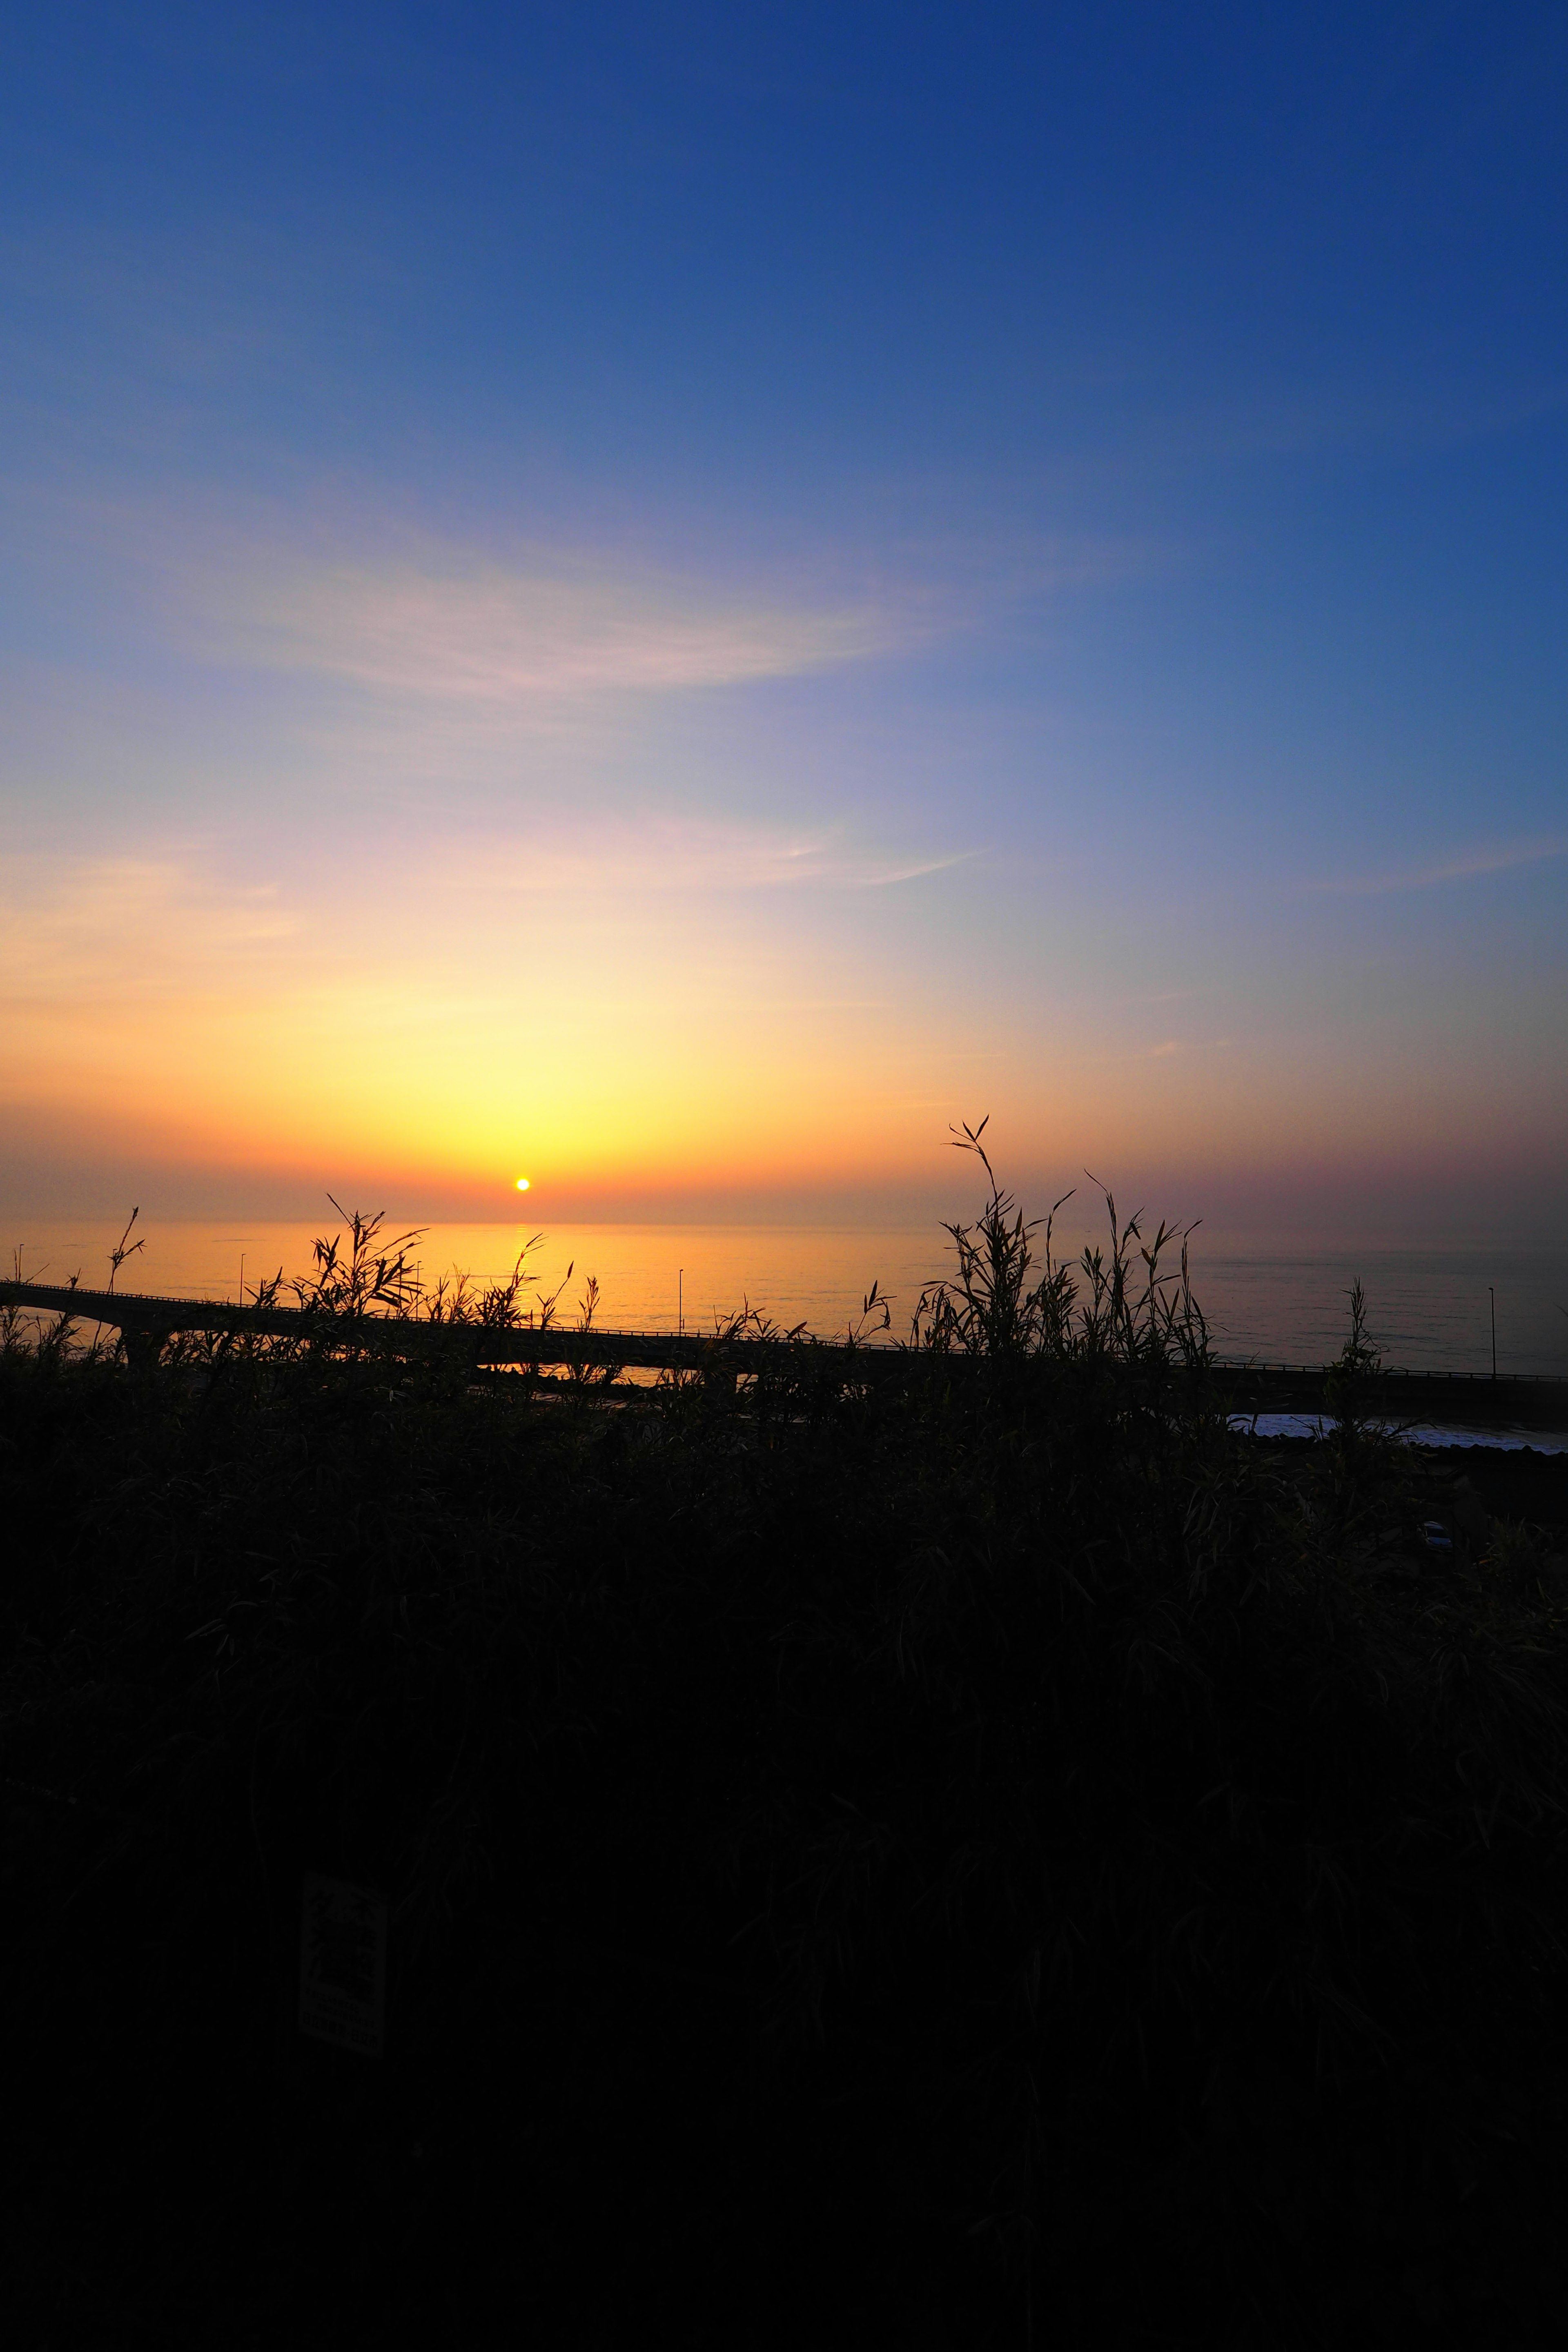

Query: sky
left=2, top=0, right=1565, bottom=1243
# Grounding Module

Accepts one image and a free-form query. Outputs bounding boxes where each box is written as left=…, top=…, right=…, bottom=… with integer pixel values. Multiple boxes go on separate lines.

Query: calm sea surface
left=10, top=1216, right=1568, bottom=1383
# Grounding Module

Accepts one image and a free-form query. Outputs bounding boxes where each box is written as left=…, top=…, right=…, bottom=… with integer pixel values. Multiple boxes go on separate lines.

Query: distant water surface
left=1196, top=1246, right=1568, bottom=1381
left=8, top=1219, right=1568, bottom=1381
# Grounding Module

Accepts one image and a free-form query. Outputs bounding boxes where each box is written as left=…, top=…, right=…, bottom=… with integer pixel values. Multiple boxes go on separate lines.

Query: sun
left=515, top=1176, right=530, bottom=1191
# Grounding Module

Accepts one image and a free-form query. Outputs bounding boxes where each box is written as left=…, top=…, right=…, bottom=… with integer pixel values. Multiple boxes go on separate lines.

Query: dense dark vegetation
left=4, top=1142, right=1568, bottom=2348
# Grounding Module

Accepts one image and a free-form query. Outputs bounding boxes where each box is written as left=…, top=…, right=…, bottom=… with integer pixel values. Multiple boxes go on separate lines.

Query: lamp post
left=1489, top=1286, right=1496, bottom=1381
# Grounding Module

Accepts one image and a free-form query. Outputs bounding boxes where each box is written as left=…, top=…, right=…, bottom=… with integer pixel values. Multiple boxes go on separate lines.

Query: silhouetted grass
left=3, top=1134, right=1567, bottom=2347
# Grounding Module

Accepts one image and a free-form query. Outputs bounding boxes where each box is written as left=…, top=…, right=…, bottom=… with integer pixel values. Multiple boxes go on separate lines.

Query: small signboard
left=298, top=1873, right=388, bottom=2057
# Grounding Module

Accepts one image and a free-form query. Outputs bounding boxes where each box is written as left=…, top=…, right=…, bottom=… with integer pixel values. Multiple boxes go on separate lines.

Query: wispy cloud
left=221, top=556, right=911, bottom=707
left=445, top=820, right=976, bottom=894
left=1314, top=836, right=1568, bottom=895
left=1140, top=374, right=1568, bottom=471
left=0, top=858, right=298, bottom=1002
left=847, top=851, right=979, bottom=889
left=1145, top=1036, right=1232, bottom=1058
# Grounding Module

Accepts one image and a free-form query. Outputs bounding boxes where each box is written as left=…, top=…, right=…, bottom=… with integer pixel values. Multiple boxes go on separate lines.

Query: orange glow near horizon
left=2, top=838, right=1564, bottom=1239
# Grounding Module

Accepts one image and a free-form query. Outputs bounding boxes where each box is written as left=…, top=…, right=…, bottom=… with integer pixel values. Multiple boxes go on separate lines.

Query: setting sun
left=515, top=1177, right=530, bottom=1192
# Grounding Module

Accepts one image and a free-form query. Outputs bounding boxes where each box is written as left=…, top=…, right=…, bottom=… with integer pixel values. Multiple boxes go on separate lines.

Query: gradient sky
left=3, top=2, right=1565, bottom=1240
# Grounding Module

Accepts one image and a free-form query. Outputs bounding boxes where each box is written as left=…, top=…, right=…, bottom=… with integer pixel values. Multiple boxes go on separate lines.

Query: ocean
left=9, top=1215, right=1568, bottom=1444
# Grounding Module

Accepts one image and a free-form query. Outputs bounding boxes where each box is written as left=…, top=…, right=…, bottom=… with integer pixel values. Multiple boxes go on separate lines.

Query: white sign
left=298, top=1873, right=387, bottom=2057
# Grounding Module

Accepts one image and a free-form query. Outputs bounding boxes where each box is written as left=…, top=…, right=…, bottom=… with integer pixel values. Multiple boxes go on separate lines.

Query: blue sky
left=2, top=2, right=1565, bottom=1237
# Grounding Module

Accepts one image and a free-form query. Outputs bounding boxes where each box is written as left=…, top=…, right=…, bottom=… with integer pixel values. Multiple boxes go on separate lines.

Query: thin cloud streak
left=224, top=559, right=914, bottom=706
left=444, top=823, right=976, bottom=895
left=849, top=852, right=979, bottom=889
left=1313, top=837, right=1568, bottom=895
left=0, top=859, right=298, bottom=1002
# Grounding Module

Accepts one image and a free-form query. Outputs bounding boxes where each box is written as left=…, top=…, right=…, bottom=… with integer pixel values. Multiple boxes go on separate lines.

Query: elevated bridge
left=3, top=1279, right=1565, bottom=1430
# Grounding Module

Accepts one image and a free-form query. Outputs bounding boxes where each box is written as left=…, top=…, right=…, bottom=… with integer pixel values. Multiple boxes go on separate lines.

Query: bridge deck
left=4, top=1281, right=1564, bottom=1428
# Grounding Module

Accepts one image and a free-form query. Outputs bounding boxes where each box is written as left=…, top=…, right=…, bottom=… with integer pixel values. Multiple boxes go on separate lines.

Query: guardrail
left=1211, top=1358, right=1557, bottom=1388
left=1210, top=1359, right=1568, bottom=1431
left=0, top=1280, right=896, bottom=1379
left=4, top=1281, right=1565, bottom=1423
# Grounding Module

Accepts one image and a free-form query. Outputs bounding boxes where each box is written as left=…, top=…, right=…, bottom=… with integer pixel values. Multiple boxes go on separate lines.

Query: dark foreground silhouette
left=4, top=1176, right=1567, bottom=2347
